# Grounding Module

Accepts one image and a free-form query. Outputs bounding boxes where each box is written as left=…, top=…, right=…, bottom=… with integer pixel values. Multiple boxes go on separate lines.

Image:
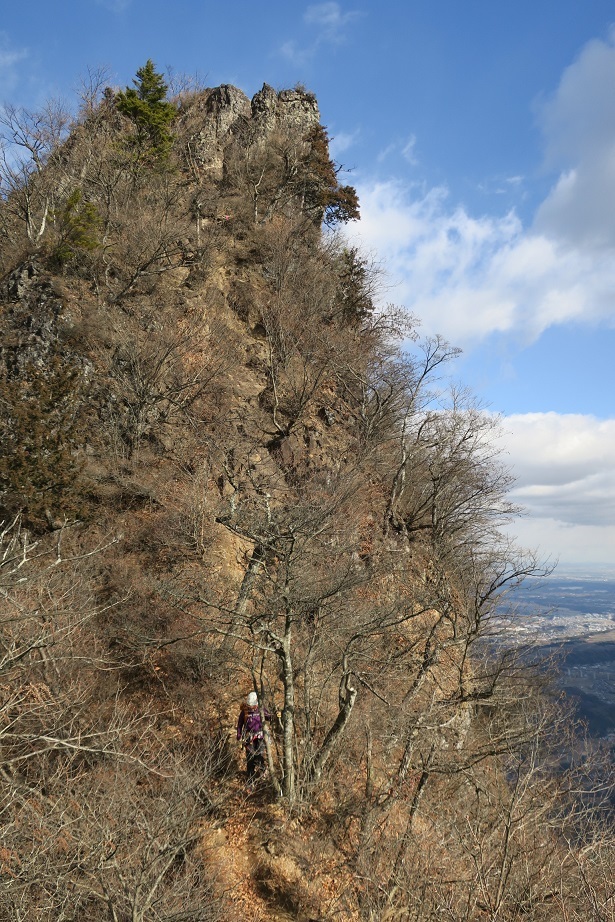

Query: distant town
left=495, top=574, right=615, bottom=740
left=496, top=573, right=615, bottom=642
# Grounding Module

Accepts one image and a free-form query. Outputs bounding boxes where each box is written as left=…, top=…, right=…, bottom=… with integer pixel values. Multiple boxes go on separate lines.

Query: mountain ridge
left=1, top=66, right=613, bottom=921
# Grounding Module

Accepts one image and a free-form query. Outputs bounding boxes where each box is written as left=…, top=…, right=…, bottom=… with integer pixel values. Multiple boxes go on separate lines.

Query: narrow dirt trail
left=201, top=772, right=302, bottom=921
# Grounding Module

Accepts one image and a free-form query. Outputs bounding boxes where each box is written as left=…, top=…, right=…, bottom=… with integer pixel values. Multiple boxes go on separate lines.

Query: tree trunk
left=222, top=544, right=264, bottom=650
left=279, top=614, right=295, bottom=801
left=308, top=666, right=357, bottom=783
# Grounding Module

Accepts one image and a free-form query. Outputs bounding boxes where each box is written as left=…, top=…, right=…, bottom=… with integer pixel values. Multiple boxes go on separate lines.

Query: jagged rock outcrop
left=185, top=82, right=320, bottom=178
left=185, top=84, right=251, bottom=175
left=1, top=261, right=69, bottom=370
left=250, top=83, right=319, bottom=132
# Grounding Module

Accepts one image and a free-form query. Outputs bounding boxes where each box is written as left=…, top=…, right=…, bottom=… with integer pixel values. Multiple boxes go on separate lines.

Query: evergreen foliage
left=50, top=189, right=101, bottom=268
left=304, top=124, right=360, bottom=225
left=334, top=246, right=374, bottom=324
left=116, top=59, right=176, bottom=161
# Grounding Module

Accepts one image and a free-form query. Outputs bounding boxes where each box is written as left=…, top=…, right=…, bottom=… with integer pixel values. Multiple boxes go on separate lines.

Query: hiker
left=237, top=692, right=270, bottom=783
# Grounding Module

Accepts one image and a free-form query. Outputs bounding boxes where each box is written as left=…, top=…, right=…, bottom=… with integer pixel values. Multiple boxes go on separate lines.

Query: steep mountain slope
left=1, top=69, right=613, bottom=921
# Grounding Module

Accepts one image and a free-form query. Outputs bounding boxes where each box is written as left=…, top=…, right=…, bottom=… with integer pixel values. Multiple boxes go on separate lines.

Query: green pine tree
left=50, top=189, right=101, bottom=268
left=116, top=60, right=176, bottom=162
left=303, top=125, right=360, bottom=226
left=335, top=247, right=374, bottom=325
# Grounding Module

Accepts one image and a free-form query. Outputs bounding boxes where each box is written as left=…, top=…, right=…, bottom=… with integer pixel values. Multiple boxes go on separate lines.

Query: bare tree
left=97, top=306, right=232, bottom=460
left=0, top=516, right=234, bottom=921
left=0, top=99, right=71, bottom=247
left=224, top=126, right=310, bottom=225
left=75, top=65, right=113, bottom=122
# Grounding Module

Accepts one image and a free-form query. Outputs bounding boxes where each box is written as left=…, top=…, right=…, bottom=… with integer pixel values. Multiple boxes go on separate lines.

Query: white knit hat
left=247, top=692, right=258, bottom=707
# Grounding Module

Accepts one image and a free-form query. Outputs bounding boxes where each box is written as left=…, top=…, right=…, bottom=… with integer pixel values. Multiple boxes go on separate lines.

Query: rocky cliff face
left=2, top=262, right=68, bottom=367
left=251, top=83, right=320, bottom=131
left=184, top=81, right=320, bottom=178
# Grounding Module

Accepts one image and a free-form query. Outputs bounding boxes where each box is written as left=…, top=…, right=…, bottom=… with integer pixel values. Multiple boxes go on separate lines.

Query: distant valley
left=500, top=574, right=615, bottom=740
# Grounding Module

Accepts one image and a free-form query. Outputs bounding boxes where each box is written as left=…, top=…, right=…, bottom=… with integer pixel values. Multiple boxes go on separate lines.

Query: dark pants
left=245, top=736, right=265, bottom=779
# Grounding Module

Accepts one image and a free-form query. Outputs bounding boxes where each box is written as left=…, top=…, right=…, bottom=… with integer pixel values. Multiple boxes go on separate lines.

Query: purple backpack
left=244, top=706, right=263, bottom=741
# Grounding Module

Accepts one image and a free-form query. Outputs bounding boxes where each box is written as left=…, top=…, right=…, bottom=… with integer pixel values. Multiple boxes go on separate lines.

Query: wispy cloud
left=477, top=174, right=526, bottom=197
left=279, top=40, right=311, bottom=66
left=377, top=135, right=419, bottom=166
left=280, top=3, right=361, bottom=63
left=0, top=47, right=26, bottom=69
left=402, top=134, right=418, bottom=166
left=329, top=128, right=360, bottom=159
left=497, top=413, right=615, bottom=565
left=376, top=142, right=396, bottom=163
left=304, top=2, right=361, bottom=41
left=0, top=32, right=28, bottom=95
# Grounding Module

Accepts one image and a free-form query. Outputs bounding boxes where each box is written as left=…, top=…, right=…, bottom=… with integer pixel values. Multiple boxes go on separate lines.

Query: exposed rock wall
left=186, top=82, right=320, bottom=178
left=1, top=262, right=68, bottom=372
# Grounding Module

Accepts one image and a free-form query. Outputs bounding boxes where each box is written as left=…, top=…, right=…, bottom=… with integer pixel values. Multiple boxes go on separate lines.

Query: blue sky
left=1, top=1, right=614, bottom=568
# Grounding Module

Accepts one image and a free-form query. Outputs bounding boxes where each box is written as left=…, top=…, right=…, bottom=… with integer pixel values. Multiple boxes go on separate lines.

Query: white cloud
left=496, top=413, right=615, bottom=565
left=304, top=3, right=360, bottom=40
left=343, top=34, right=615, bottom=567
left=346, top=30, right=615, bottom=347
left=534, top=28, right=615, bottom=250
left=348, top=175, right=615, bottom=346
left=507, top=516, right=615, bottom=569
left=402, top=134, right=418, bottom=166
left=537, top=27, right=615, bottom=169
left=329, top=129, right=359, bottom=159
left=280, top=3, right=360, bottom=62
left=499, top=413, right=615, bottom=502
left=0, top=33, right=27, bottom=95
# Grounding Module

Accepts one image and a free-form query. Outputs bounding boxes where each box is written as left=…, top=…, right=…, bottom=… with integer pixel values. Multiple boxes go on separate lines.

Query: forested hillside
left=1, top=64, right=613, bottom=921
